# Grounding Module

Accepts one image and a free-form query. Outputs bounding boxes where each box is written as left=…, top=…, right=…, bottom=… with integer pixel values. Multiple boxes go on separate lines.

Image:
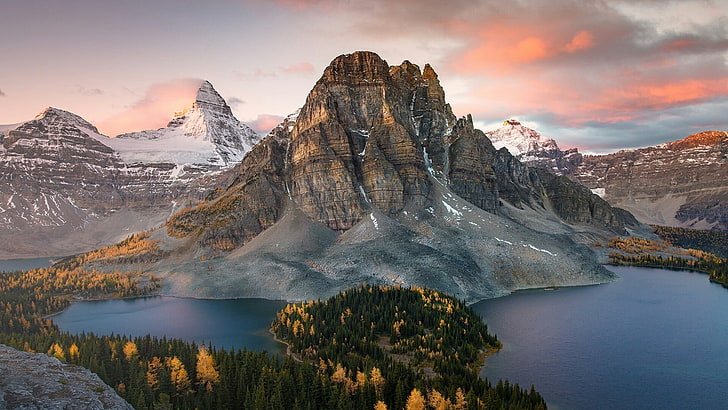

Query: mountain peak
left=33, top=107, right=101, bottom=134
left=194, top=80, right=228, bottom=109
left=487, top=119, right=559, bottom=157
left=320, top=51, right=391, bottom=85
left=114, top=80, right=260, bottom=167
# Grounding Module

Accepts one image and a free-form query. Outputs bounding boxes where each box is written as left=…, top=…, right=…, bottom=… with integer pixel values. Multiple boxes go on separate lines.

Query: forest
left=607, top=237, right=728, bottom=289
left=651, top=225, right=728, bottom=258
left=0, top=248, right=545, bottom=409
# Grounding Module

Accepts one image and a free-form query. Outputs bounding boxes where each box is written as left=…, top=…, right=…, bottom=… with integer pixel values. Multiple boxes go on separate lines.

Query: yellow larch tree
left=406, top=388, right=426, bottom=410
left=196, top=345, right=220, bottom=392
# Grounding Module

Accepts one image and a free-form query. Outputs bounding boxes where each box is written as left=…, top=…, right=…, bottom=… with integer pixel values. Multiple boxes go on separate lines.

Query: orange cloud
left=565, top=31, right=594, bottom=53
left=97, top=78, right=203, bottom=137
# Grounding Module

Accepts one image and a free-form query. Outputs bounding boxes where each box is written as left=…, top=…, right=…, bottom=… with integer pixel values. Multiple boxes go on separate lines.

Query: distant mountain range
left=488, top=120, right=727, bottom=232
left=0, top=82, right=261, bottom=258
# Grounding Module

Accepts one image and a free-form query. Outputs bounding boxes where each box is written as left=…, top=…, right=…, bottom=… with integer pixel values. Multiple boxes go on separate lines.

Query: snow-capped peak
left=33, top=107, right=102, bottom=135
left=111, top=80, right=261, bottom=167
left=486, top=119, right=560, bottom=157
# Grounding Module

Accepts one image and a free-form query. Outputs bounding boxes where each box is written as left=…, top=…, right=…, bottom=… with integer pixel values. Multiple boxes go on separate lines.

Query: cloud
left=279, top=62, right=314, bottom=74
left=247, top=114, right=284, bottom=134
left=0, top=89, right=5, bottom=97
left=237, top=62, right=315, bottom=80
left=98, top=78, right=203, bottom=137
left=236, top=69, right=278, bottom=79
left=263, top=0, right=727, bottom=149
left=76, top=85, right=103, bottom=96
left=227, top=97, right=245, bottom=108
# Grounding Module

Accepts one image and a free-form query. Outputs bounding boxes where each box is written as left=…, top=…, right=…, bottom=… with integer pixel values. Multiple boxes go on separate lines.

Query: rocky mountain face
left=0, top=344, right=133, bottom=409
left=0, top=82, right=260, bottom=258
left=490, top=121, right=727, bottom=231
left=571, top=131, right=728, bottom=231
left=125, top=51, right=637, bottom=302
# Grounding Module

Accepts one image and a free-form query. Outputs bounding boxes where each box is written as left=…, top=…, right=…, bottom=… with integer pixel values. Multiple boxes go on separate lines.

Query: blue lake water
left=53, top=296, right=287, bottom=352
left=50, top=265, right=728, bottom=409
left=473, top=266, right=728, bottom=410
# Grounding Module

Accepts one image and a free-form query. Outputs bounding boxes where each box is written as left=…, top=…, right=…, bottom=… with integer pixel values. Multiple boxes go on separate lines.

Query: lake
left=473, top=266, right=728, bottom=410
left=52, top=296, right=287, bottom=352
left=49, top=265, right=728, bottom=409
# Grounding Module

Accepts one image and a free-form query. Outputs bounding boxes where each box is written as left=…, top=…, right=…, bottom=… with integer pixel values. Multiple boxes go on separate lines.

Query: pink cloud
left=97, top=78, right=203, bottom=137
left=565, top=31, right=595, bottom=53
left=279, top=62, right=314, bottom=74
left=247, top=114, right=284, bottom=134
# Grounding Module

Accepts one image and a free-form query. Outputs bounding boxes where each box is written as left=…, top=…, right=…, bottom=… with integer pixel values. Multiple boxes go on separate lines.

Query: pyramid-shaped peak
left=34, top=107, right=100, bottom=133
left=194, top=80, right=227, bottom=107
left=503, top=119, right=522, bottom=126
left=422, top=63, right=438, bottom=80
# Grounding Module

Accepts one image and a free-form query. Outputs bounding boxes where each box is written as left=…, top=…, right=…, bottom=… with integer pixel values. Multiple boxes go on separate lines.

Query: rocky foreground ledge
left=0, top=344, right=132, bottom=409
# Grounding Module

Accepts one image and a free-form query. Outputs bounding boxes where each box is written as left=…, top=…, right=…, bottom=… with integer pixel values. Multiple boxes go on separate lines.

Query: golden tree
left=165, top=356, right=192, bottom=395
left=122, top=341, right=138, bottom=361
left=196, top=345, right=220, bottom=392
left=406, top=388, right=426, bottom=410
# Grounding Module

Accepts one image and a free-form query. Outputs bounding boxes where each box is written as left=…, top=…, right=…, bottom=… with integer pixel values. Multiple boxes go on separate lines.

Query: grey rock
left=0, top=345, right=132, bottom=410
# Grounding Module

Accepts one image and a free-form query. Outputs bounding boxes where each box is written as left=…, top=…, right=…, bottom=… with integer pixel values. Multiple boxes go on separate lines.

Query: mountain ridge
left=486, top=121, right=727, bottom=231
left=0, top=81, right=261, bottom=258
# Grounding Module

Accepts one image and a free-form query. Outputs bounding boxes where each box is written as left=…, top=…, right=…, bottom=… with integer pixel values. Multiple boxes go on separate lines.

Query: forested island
left=0, top=249, right=545, bottom=409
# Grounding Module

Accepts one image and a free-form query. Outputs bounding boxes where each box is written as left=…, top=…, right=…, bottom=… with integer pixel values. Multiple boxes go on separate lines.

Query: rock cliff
left=0, top=344, right=133, bottom=409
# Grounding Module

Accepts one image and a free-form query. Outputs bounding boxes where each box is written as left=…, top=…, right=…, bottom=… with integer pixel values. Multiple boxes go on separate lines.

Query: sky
left=0, top=0, right=726, bottom=153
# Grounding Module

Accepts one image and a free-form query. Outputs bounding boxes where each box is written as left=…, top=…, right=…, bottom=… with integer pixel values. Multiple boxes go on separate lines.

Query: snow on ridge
left=107, top=81, right=261, bottom=167
left=486, top=119, right=560, bottom=157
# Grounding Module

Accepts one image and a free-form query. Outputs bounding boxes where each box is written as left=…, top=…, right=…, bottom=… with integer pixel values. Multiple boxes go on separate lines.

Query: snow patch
left=523, top=243, right=556, bottom=256
left=370, top=213, right=379, bottom=230
left=591, top=187, right=606, bottom=198
left=494, top=237, right=513, bottom=245
left=442, top=200, right=462, bottom=217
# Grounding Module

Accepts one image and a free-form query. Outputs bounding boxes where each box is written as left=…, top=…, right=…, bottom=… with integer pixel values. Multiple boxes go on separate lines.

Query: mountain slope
left=106, top=81, right=260, bottom=166
left=0, top=81, right=260, bottom=258
left=101, top=51, right=638, bottom=302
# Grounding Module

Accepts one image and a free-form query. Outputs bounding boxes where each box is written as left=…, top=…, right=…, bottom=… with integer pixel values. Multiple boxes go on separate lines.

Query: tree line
left=608, top=237, right=728, bottom=289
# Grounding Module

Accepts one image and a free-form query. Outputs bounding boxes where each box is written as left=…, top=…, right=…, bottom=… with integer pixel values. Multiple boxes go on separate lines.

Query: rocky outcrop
left=0, top=345, right=133, bottom=409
